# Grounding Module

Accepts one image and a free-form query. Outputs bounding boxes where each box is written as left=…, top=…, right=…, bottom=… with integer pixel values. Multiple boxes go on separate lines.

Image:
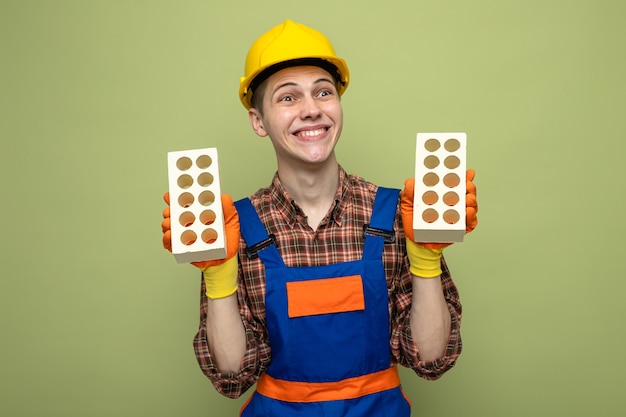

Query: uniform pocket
left=286, top=275, right=365, bottom=318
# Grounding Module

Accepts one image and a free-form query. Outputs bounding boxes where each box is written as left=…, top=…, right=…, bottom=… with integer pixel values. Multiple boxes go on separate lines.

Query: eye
left=278, top=94, right=295, bottom=102
left=317, top=89, right=333, bottom=98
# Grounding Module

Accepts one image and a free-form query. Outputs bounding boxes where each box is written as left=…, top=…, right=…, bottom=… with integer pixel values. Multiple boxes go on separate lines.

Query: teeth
left=297, top=128, right=325, bottom=137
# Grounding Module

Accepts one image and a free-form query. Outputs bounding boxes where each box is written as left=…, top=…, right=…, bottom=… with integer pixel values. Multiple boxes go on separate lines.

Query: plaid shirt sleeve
left=192, top=240, right=272, bottom=399
left=388, top=231, right=463, bottom=378
left=193, top=168, right=463, bottom=398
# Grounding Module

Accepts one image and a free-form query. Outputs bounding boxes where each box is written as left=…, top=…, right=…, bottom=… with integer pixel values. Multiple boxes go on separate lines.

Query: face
left=248, top=66, right=343, bottom=170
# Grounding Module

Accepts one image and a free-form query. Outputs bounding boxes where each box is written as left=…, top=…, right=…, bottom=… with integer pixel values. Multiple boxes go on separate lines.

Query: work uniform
left=235, top=187, right=411, bottom=417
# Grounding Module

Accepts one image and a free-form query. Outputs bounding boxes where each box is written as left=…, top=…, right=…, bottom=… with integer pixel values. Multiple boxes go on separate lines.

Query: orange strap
left=256, top=366, right=401, bottom=403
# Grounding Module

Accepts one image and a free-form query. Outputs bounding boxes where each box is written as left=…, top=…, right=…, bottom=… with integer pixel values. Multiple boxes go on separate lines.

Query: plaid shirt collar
left=269, top=165, right=351, bottom=229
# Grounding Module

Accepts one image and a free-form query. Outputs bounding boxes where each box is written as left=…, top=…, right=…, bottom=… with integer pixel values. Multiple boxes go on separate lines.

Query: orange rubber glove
left=400, top=169, right=478, bottom=278
left=162, top=192, right=241, bottom=298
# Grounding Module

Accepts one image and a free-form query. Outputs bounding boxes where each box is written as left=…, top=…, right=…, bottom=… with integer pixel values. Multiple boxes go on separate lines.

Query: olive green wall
left=2, top=0, right=624, bottom=416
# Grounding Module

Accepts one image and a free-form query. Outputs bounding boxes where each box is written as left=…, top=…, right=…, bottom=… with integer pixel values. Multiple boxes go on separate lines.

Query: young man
left=162, top=19, right=478, bottom=416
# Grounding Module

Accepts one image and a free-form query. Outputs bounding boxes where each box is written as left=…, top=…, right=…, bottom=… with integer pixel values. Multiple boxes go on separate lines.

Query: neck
left=277, top=156, right=340, bottom=229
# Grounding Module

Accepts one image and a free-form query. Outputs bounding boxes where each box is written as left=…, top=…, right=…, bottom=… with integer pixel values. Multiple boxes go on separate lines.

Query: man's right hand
left=162, top=192, right=241, bottom=299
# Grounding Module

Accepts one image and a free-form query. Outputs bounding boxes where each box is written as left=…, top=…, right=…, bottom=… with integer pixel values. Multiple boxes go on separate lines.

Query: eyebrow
left=271, top=77, right=335, bottom=97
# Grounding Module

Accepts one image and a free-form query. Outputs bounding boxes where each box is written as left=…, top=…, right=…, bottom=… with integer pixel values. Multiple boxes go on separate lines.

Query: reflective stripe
left=256, top=366, right=400, bottom=403
left=286, top=275, right=365, bottom=318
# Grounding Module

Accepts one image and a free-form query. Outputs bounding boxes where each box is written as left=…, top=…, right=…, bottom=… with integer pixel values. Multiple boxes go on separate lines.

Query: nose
left=299, top=95, right=322, bottom=119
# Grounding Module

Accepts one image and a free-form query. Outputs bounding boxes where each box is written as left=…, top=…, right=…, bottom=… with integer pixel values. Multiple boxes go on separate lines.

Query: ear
left=248, top=108, right=268, bottom=137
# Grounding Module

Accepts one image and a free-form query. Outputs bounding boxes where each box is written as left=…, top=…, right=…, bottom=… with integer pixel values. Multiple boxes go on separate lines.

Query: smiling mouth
left=295, top=128, right=327, bottom=138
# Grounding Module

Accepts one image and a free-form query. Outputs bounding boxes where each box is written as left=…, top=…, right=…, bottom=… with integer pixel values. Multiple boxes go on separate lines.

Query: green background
left=2, top=0, right=624, bottom=416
